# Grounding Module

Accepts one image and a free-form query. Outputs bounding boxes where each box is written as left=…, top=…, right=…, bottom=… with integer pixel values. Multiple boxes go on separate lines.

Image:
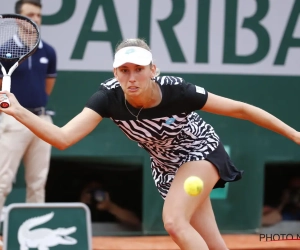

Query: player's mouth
left=128, top=86, right=139, bottom=92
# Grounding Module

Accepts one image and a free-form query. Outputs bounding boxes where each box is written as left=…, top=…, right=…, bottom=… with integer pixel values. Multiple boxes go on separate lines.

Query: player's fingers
left=0, top=92, right=14, bottom=109
left=0, top=91, right=14, bottom=98
left=0, top=91, right=10, bottom=98
left=0, top=93, right=7, bottom=101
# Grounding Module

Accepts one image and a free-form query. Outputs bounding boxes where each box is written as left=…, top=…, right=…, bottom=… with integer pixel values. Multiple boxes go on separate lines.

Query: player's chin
left=126, top=88, right=141, bottom=95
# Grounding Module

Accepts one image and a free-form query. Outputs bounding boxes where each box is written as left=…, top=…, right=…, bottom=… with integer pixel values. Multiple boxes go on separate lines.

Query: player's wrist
left=14, top=106, right=28, bottom=119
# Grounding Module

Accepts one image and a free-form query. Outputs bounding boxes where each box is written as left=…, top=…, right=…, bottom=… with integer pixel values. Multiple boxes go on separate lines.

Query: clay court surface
left=2, top=235, right=299, bottom=250
left=91, top=235, right=300, bottom=250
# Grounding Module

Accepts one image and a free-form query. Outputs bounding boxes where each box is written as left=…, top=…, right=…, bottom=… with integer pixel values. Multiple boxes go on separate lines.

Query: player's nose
left=128, top=72, right=136, bottom=83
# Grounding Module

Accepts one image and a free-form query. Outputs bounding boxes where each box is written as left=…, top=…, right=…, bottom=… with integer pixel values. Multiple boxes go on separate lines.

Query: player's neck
left=126, top=80, right=161, bottom=109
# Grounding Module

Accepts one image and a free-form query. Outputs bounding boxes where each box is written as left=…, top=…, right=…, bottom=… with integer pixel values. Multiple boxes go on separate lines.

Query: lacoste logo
left=40, top=57, right=49, bottom=64
left=18, top=212, right=77, bottom=249
left=166, top=117, right=175, bottom=125
left=125, top=48, right=135, bottom=54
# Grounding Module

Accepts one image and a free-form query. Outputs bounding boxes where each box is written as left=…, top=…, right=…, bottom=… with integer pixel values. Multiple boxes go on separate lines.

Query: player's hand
left=0, top=91, right=21, bottom=116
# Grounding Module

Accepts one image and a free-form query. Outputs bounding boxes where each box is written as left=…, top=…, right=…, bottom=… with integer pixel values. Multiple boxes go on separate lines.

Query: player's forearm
left=242, top=104, right=298, bottom=142
left=14, top=107, right=69, bottom=149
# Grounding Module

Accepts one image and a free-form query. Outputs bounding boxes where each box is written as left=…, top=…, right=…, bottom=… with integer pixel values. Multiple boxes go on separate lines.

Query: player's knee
left=163, top=216, right=190, bottom=239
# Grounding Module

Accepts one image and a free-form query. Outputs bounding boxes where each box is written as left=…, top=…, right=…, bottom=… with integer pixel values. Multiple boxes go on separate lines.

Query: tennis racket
left=0, top=14, right=40, bottom=108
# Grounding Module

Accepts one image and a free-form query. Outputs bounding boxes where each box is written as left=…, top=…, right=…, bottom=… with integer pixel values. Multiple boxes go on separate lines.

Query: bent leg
left=162, top=160, right=220, bottom=250
left=191, top=197, right=228, bottom=249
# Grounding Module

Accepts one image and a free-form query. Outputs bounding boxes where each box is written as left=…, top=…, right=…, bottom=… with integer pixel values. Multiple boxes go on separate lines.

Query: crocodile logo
left=18, top=212, right=77, bottom=249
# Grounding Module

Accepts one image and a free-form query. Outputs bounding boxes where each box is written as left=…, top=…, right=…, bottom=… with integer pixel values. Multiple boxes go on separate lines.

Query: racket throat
left=1, top=61, right=18, bottom=92
left=8, top=61, right=19, bottom=75
left=2, top=75, right=11, bottom=92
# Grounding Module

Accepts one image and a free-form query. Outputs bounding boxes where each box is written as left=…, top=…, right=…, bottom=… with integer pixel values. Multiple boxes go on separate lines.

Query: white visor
left=113, top=46, right=152, bottom=68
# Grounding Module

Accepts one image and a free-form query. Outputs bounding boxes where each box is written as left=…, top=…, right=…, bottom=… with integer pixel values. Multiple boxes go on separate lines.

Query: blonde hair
left=115, top=38, right=160, bottom=77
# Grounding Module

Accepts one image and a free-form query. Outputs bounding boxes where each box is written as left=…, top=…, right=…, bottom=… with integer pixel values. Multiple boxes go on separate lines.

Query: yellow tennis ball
left=184, top=176, right=204, bottom=196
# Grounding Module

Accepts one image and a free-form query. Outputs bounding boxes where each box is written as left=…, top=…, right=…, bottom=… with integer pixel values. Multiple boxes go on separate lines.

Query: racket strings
left=0, top=17, right=39, bottom=59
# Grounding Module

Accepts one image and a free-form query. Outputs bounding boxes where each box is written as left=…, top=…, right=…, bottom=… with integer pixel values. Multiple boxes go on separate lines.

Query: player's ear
left=113, top=68, right=118, bottom=80
left=150, top=64, right=156, bottom=78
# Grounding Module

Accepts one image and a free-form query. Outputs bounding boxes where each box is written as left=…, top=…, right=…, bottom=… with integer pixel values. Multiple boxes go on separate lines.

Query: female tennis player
left=1, top=38, right=300, bottom=250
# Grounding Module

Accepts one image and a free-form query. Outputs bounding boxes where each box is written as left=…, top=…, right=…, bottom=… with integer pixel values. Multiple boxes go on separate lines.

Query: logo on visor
left=125, top=48, right=135, bottom=54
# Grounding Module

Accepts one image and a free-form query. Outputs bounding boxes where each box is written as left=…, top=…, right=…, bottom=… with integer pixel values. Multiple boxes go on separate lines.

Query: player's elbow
left=54, top=143, right=67, bottom=150
left=53, top=129, right=78, bottom=150
left=55, top=143, right=69, bottom=150
left=238, top=102, right=260, bottom=120
left=55, top=137, right=73, bottom=150
left=233, top=102, right=248, bottom=119
left=224, top=102, right=248, bottom=120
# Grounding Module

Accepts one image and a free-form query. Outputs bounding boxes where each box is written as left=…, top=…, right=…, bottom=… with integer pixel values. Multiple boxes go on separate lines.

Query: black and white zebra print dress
left=86, top=76, right=243, bottom=199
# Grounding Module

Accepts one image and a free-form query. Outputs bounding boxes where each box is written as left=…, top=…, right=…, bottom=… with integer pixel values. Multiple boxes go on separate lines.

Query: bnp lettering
left=42, top=0, right=300, bottom=66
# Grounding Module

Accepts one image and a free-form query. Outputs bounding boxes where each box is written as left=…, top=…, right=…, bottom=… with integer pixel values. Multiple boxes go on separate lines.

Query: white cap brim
left=113, top=46, right=152, bottom=68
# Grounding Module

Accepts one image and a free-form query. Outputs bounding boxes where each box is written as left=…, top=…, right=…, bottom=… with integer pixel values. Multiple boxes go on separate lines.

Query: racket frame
left=0, top=14, right=41, bottom=108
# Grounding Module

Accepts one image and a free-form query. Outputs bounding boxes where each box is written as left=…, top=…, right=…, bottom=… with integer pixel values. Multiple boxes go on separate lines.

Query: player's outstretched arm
left=201, top=92, right=300, bottom=144
left=0, top=91, right=102, bottom=150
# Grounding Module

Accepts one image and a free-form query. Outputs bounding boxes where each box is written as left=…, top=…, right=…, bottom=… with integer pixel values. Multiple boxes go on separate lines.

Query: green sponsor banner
left=3, top=203, right=92, bottom=250
left=2, top=0, right=300, bottom=75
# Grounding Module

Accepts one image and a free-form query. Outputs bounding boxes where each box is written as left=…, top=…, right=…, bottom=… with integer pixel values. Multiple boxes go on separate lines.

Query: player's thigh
left=191, top=197, right=228, bottom=249
left=163, top=160, right=220, bottom=221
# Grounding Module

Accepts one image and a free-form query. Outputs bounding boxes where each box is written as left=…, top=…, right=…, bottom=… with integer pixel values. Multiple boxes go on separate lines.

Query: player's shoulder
left=154, top=75, right=186, bottom=86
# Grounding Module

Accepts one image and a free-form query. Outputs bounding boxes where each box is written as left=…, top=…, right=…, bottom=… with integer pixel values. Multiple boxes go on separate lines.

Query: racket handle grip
left=1, top=75, right=11, bottom=108
left=0, top=94, right=10, bottom=108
